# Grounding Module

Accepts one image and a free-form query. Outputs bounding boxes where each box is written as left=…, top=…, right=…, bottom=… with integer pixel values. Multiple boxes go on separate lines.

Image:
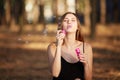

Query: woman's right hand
left=56, top=30, right=65, bottom=46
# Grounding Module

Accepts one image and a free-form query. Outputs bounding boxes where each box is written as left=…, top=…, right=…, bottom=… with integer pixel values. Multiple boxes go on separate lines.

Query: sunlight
left=66, top=0, right=75, bottom=12
left=25, top=2, right=33, bottom=12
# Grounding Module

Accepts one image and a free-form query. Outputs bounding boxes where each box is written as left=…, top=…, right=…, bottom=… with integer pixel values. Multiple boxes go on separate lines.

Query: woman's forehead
left=64, top=14, right=76, bottom=19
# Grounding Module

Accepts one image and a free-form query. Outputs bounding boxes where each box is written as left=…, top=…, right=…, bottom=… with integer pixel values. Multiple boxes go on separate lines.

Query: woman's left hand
left=79, top=53, right=88, bottom=65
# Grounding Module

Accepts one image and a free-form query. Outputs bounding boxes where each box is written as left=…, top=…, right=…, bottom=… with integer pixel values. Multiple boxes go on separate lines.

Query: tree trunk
left=100, top=0, right=106, bottom=24
left=39, top=1, right=44, bottom=23
left=5, top=0, right=11, bottom=28
left=84, top=0, right=91, bottom=28
left=90, top=0, right=97, bottom=38
left=52, top=0, right=58, bottom=22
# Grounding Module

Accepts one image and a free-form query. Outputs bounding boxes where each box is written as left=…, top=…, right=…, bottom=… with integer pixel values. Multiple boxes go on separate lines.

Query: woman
left=47, top=12, right=93, bottom=80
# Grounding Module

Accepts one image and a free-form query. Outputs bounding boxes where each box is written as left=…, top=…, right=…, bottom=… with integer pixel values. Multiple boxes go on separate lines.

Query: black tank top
left=52, top=57, right=85, bottom=80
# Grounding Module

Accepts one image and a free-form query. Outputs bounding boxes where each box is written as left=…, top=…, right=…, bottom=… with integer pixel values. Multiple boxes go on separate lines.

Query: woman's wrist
left=57, top=45, right=62, bottom=48
left=83, top=60, right=89, bottom=67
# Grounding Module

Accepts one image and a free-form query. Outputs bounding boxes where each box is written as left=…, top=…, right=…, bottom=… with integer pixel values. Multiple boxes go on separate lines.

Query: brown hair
left=58, top=12, right=84, bottom=42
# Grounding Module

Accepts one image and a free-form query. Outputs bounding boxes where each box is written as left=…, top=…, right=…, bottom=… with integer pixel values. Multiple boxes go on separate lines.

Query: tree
left=5, top=0, right=11, bottom=28
left=100, top=0, right=106, bottom=24
left=84, top=0, right=91, bottom=28
left=0, top=0, right=5, bottom=25
left=90, top=0, right=97, bottom=38
left=11, top=0, right=25, bottom=34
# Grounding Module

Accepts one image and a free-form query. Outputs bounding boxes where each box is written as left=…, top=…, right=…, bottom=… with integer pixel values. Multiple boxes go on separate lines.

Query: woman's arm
left=79, top=43, right=93, bottom=80
left=47, top=43, right=62, bottom=77
left=47, top=30, right=65, bottom=77
left=84, top=44, right=93, bottom=80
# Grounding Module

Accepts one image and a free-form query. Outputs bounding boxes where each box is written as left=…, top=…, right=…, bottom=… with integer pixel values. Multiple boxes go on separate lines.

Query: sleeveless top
left=52, top=42, right=85, bottom=80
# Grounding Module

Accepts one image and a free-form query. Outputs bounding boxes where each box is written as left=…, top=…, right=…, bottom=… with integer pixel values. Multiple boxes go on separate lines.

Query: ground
left=0, top=23, right=120, bottom=80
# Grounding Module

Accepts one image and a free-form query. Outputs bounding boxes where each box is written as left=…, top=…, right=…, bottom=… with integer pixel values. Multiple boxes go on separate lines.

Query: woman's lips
left=67, top=25, right=72, bottom=29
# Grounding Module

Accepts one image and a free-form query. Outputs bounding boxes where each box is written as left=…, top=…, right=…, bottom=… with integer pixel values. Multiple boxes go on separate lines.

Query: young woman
left=47, top=12, right=93, bottom=80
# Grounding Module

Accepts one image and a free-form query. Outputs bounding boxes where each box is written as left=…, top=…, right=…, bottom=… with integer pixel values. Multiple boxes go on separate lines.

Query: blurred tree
left=11, top=0, right=25, bottom=34
left=0, top=0, right=5, bottom=25
left=76, top=0, right=91, bottom=28
left=76, top=0, right=85, bottom=24
left=84, top=0, right=91, bottom=27
left=52, top=0, right=59, bottom=23
left=39, top=0, right=47, bottom=34
left=39, top=0, right=44, bottom=23
left=113, top=0, right=119, bottom=23
left=106, top=0, right=114, bottom=23
left=5, top=0, right=11, bottom=28
left=31, top=0, right=40, bottom=31
left=90, top=0, right=97, bottom=38
left=100, top=0, right=106, bottom=24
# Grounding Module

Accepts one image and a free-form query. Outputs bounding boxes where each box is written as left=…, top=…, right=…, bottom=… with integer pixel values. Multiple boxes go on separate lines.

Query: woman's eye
left=63, top=19, right=76, bottom=22
left=63, top=20, right=67, bottom=22
left=72, top=20, right=75, bottom=22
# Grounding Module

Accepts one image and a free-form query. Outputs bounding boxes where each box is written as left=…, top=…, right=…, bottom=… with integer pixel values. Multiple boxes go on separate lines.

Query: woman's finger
left=79, top=54, right=87, bottom=64
left=57, top=30, right=62, bottom=35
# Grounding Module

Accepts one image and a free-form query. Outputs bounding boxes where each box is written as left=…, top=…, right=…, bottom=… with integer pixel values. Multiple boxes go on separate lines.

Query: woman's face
left=62, top=14, right=78, bottom=33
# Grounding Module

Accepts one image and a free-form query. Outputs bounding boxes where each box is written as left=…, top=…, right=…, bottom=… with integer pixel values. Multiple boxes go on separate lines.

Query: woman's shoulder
left=83, top=42, right=93, bottom=54
left=84, top=42, right=92, bottom=49
left=77, top=41, right=92, bottom=52
left=47, top=42, right=56, bottom=50
left=47, top=42, right=57, bottom=56
left=77, top=41, right=92, bottom=48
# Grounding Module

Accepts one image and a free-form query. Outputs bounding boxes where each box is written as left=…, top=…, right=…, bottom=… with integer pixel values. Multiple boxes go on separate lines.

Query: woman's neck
left=64, top=33, right=76, bottom=48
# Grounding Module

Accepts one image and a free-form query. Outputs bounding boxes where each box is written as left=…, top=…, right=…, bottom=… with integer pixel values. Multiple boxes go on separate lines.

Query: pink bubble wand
left=61, top=29, right=66, bottom=34
left=75, top=48, right=80, bottom=60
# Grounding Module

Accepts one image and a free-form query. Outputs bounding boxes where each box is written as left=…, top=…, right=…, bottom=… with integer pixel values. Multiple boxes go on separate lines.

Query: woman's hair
left=58, top=12, right=84, bottom=42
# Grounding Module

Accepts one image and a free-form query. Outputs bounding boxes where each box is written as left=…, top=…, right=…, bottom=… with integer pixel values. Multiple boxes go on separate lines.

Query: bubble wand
left=75, top=48, right=80, bottom=60
left=61, top=29, right=66, bottom=34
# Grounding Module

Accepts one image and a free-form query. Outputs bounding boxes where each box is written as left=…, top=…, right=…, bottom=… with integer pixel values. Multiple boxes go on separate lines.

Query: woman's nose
left=67, top=20, right=71, bottom=23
